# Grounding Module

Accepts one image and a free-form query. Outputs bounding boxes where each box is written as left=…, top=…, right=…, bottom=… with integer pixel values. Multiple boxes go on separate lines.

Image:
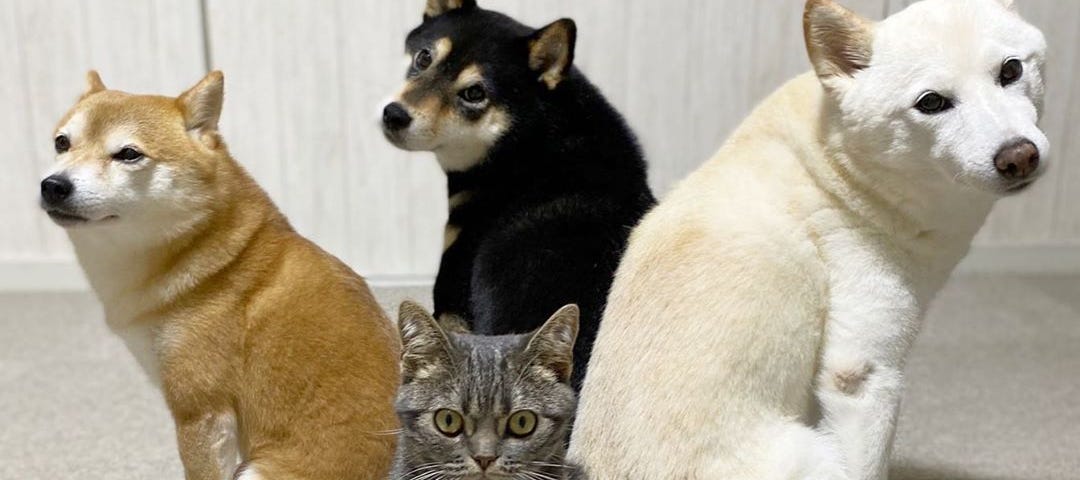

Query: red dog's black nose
left=382, top=103, right=413, bottom=131
left=41, top=175, right=74, bottom=206
left=994, top=140, right=1040, bottom=180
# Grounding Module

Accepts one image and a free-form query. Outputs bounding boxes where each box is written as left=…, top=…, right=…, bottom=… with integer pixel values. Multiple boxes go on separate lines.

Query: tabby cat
left=391, top=301, right=581, bottom=480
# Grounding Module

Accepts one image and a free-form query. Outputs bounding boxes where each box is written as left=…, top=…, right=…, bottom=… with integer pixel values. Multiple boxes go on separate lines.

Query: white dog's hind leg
left=763, top=421, right=847, bottom=480
left=700, top=420, right=846, bottom=480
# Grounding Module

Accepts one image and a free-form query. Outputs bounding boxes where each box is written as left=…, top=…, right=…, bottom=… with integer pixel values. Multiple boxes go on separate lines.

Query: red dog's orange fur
left=51, top=72, right=400, bottom=479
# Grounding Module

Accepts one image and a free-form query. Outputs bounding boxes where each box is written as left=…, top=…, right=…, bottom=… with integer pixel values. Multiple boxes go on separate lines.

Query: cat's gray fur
left=390, top=301, right=581, bottom=480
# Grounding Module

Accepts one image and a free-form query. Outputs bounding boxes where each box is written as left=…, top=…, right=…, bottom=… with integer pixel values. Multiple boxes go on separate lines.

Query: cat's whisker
left=409, top=469, right=445, bottom=480
left=364, top=428, right=404, bottom=436
left=526, top=461, right=573, bottom=470
left=521, top=469, right=559, bottom=480
left=401, top=463, right=442, bottom=480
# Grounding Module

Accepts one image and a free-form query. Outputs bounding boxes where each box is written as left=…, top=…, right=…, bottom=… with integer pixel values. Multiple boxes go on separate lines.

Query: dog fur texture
left=568, top=0, right=1048, bottom=478
left=41, top=72, right=401, bottom=480
left=382, top=0, right=655, bottom=390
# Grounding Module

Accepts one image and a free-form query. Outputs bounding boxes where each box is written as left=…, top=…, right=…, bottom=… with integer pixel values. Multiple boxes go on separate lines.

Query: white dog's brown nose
left=994, top=140, right=1040, bottom=180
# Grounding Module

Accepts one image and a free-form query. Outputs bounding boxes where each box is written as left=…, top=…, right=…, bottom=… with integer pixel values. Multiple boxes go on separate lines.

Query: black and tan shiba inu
left=381, top=0, right=655, bottom=390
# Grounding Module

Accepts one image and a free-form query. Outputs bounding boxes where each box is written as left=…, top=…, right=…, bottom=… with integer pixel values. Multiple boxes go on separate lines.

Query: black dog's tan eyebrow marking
left=433, top=38, right=453, bottom=65
left=454, top=64, right=484, bottom=89
left=399, top=37, right=453, bottom=98
left=402, top=37, right=457, bottom=105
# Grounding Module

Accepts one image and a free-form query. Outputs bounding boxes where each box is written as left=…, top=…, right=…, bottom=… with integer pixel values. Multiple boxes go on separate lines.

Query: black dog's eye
left=999, top=58, right=1023, bottom=86
left=460, top=85, right=487, bottom=104
left=915, top=91, right=953, bottom=115
left=112, top=147, right=144, bottom=163
left=54, top=135, right=70, bottom=153
left=414, top=49, right=433, bottom=71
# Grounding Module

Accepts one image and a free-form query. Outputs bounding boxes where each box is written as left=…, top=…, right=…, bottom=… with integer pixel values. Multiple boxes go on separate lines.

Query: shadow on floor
left=890, top=463, right=1012, bottom=480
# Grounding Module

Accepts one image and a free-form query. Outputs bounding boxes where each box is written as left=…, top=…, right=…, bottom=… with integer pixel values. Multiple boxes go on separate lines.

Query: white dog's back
left=569, top=72, right=840, bottom=480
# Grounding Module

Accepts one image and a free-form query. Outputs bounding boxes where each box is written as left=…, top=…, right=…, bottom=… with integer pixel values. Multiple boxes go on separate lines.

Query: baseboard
left=955, top=245, right=1080, bottom=274
left=0, top=259, right=435, bottom=292
left=1, top=246, right=1077, bottom=292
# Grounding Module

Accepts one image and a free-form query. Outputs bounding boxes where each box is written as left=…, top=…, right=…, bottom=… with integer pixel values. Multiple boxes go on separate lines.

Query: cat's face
left=393, top=302, right=579, bottom=480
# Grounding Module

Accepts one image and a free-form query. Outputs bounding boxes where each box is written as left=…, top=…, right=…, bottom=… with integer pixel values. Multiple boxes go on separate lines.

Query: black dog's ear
left=424, top=0, right=477, bottom=20
left=528, top=18, right=577, bottom=90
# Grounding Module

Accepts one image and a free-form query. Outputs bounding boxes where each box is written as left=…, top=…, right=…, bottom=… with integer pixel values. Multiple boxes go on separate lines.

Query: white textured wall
left=1, top=0, right=1077, bottom=289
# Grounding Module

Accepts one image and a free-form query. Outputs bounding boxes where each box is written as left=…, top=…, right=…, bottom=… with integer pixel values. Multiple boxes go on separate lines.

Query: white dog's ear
left=804, top=0, right=874, bottom=87
left=425, top=0, right=476, bottom=20
left=81, top=71, right=106, bottom=99
left=177, top=71, right=224, bottom=133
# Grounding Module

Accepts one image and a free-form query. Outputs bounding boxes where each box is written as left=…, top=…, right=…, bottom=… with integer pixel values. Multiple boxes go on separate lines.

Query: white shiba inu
left=569, top=0, right=1048, bottom=479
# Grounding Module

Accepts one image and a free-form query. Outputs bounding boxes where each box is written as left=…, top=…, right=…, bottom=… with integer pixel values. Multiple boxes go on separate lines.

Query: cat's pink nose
left=473, top=455, right=496, bottom=470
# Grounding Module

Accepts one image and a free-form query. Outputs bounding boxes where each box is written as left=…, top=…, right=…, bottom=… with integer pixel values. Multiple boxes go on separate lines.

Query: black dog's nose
left=41, top=175, right=74, bottom=205
left=382, top=103, right=413, bottom=131
left=995, top=140, right=1040, bottom=180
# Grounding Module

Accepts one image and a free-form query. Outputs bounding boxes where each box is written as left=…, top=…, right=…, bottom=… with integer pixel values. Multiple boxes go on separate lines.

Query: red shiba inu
left=40, top=71, right=401, bottom=480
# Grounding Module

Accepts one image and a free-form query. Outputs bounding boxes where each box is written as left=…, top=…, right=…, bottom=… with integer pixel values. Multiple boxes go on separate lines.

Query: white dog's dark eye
left=54, top=135, right=70, bottom=153
left=112, top=147, right=144, bottom=163
left=999, top=58, right=1023, bottom=86
left=460, top=85, right=487, bottom=104
left=414, top=49, right=433, bottom=71
left=915, top=92, right=953, bottom=115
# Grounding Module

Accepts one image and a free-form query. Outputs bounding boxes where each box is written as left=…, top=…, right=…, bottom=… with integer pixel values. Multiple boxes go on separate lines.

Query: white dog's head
left=39, top=72, right=225, bottom=242
left=805, top=0, right=1048, bottom=195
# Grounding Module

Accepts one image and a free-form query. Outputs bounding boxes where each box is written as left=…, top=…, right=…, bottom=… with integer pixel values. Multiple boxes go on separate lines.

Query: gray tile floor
left=0, top=276, right=1077, bottom=479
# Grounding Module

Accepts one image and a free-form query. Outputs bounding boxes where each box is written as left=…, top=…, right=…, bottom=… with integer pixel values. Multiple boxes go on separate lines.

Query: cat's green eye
left=506, top=410, right=537, bottom=437
left=434, top=409, right=464, bottom=437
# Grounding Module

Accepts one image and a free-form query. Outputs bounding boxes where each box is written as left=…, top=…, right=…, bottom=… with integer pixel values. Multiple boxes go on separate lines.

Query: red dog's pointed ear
left=529, top=19, right=577, bottom=90
left=425, top=0, right=476, bottom=20
left=804, top=0, right=875, bottom=89
left=82, top=71, right=107, bottom=99
left=177, top=71, right=224, bottom=132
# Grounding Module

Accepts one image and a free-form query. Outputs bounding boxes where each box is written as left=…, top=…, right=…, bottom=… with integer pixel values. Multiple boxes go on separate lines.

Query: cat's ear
left=398, top=301, right=455, bottom=383
left=523, top=304, right=579, bottom=384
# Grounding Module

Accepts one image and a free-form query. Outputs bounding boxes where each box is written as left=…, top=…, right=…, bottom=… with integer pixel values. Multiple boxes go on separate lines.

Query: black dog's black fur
left=403, top=3, right=654, bottom=390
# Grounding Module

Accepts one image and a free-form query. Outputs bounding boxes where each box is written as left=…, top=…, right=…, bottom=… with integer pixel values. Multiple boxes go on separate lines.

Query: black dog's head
left=381, top=0, right=577, bottom=172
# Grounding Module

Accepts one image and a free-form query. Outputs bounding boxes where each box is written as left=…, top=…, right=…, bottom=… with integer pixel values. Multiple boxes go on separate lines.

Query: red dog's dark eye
left=54, top=135, right=70, bottom=153
left=112, top=147, right=144, bottom=163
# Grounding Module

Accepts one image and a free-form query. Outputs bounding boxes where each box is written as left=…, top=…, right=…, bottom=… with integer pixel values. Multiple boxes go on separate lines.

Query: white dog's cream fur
left=568, top=0, right=1047, bottom=479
